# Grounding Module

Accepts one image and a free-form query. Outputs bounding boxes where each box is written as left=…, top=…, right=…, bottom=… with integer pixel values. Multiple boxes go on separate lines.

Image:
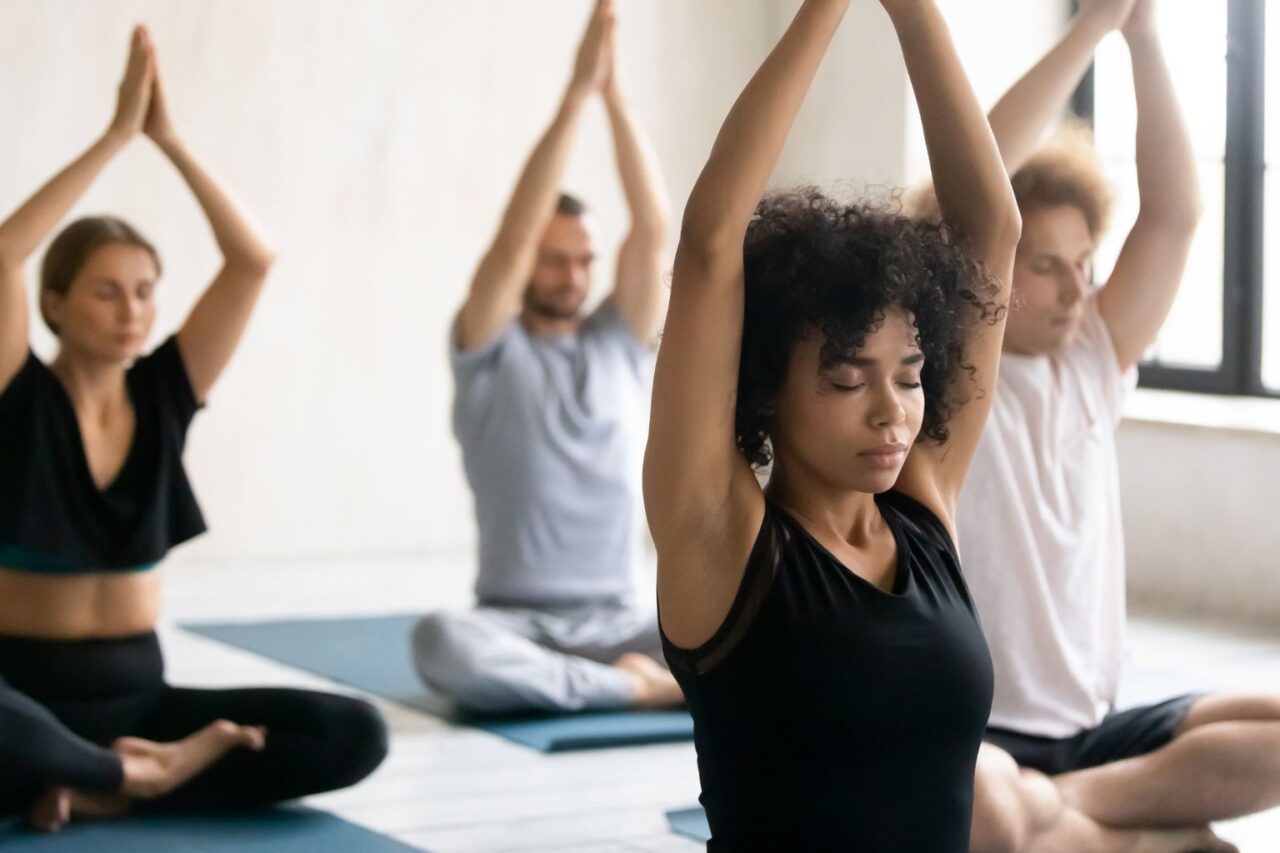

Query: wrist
left=154, top=132, right=186, bottom=157
left=564, top=80, right=594, bottom=107
left=881, top=0, right=936, bottom=36
left=1123, top=28, right=1160, bottom=49
left=101, top=126, right=133, bottom=151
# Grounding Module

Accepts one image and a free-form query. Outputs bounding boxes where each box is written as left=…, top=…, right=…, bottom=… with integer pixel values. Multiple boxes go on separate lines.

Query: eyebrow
left=842, top=353, right=926, bottom=368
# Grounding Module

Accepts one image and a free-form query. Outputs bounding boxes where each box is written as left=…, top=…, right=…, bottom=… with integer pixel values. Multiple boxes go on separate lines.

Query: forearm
left=888, top=1, right=1019, bottom=265
left=604, top=87, right=670, bottom=238
left=681, top=0, right=850, bottom=253
left=0, top=131, right=128, bottom=268
left=158, top=136, right=274, bottom=273
left=1128, top=32, right=1202, bottom=228
left=988, top=10, right=1112, bottom=173
left=492, top=85, right=591, bottom=253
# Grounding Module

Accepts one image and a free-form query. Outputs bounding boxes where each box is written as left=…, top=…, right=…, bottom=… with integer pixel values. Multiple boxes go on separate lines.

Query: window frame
left=1072, top=0, right=1272, bottom=398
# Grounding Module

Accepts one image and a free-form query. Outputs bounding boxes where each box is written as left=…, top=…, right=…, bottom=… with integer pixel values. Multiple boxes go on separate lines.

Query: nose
left=868, top=383, right=907, bottom=430
left=1059, top=266, right=1087, bottom=308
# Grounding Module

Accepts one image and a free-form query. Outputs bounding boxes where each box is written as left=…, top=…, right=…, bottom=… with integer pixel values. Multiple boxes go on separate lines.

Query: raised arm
left=887, top=0, right=1021, bottom=519
left=136, top=30, right=274, bottom=404
left=602, top=36, right=671, bottom=346
left=0, top=29, right=151, bottom=390
left=645, top=0, right=850, bottom=645
left=456, top=0, right=614, bottom=351
left=988, top=0, right=1136, bottom=173
left=1096, top=0, right=1203, bottom=372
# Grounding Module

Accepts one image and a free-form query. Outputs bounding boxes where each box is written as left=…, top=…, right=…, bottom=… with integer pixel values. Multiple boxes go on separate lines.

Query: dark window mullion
left=1224, top=0, right=1265, bottom=395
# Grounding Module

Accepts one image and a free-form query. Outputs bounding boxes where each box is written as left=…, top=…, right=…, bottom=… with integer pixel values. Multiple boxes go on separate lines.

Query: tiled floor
left=155, top=554, right=1280, bottom=851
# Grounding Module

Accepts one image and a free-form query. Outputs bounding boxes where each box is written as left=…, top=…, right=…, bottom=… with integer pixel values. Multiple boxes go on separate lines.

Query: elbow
left=980, top=198, right=1023, bottom=261
left=676, top=208, right=742, bottom=265
left=229, top=245, right=277, bottom=278
left=1138, top=195, right=1204, bottom=236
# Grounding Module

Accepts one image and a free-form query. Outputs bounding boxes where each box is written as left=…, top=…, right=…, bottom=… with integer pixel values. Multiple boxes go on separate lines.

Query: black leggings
left=0, top=632, right=387, bottom=816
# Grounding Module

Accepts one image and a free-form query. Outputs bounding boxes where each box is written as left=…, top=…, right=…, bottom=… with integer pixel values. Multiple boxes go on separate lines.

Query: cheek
left=1013, top=274, right=1060, bottom=311
left=904, top=392, right=926, bottom=437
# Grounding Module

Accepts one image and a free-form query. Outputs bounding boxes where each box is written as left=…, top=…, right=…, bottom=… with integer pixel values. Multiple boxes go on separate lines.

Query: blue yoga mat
left=183, top=614, right=694, bottom=753
left=666, top=806, right=711, bottom=843
left=0, top=806, right=421, bottom=852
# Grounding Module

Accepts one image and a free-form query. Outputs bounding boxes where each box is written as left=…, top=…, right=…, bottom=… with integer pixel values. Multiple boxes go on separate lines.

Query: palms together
left=109, top=25, right=179, bottom=146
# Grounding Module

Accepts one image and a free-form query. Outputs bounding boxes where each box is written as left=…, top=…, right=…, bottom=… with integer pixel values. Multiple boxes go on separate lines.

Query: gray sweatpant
left=409, top=599, right=665, bottom=715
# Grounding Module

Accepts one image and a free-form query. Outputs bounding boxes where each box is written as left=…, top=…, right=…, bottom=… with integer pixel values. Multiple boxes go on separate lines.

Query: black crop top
left=0, top=336, right=207, bottom=574
left=662, top=490, right=994, bottom=852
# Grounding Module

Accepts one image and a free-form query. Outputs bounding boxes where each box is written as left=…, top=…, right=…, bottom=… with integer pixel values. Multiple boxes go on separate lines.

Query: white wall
left=2, top=1, right=774, bottom=565
left=3, top=2, right=1070, bottom=570
left=1119, top=415, right=1280, bottom=623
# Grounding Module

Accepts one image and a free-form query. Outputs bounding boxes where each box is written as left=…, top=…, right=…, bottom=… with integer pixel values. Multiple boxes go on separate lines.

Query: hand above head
left=571, top=0, right=616, bottom=96
left=140, top=27, right=181, bottom=149
left=1077, top=0, right=1141, bottom=34
left=1121, top=0, right=1158, bottom=40
left=108, top=25, right=153, bottom=141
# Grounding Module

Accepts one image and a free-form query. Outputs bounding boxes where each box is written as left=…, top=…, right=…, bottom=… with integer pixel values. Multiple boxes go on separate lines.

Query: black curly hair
left=736, top=187, right=1003, bottom=468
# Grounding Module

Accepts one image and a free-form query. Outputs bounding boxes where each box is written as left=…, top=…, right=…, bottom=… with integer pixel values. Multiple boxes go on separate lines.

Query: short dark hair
left=40, top=216, right=161, bottom=335
left=737, top=187, right=1003, bottom=468
left=556, top=192, right=588, bottom=218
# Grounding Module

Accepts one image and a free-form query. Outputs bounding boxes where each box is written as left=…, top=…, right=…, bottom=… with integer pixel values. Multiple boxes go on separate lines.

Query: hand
left=571, top=0, right=616, bottom=95
left=141, top=27, right=180, bottom=148
left=1122, top=0, right=1157, bottom=40
left=1077, top=0, right=1140, bottom=35
left=601, top=6, right=622, bottom=102
left=108, top=25, right=153, bottom=140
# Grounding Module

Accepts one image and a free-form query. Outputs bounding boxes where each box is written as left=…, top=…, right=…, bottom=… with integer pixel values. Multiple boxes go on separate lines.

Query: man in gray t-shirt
left=411, top=0, right=682, bottom=714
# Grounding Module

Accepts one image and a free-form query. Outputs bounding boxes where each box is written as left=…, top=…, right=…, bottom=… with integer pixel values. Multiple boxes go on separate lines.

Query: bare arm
left=1097, top=0, right=1203, bottom=372
left=646, top=0, right=851, bottom=647
left=888, top=0, right=1021, bottom=523
left=0, top=29, right=152, bottom=390
left=603, top=65, right=671, bottom=346
left=988, top=0, right=1135, bottom=173
left=135, top=31, right=274, bottom=404
left=457, top=0, right=614, bottom=351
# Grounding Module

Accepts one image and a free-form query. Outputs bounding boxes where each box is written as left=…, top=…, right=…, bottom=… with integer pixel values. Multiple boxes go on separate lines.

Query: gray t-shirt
left=451, top=299, right=655, bottom=606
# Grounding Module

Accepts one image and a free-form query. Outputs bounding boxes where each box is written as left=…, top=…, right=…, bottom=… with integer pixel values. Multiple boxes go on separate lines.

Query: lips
left=859, top=443, right=908, bottom=469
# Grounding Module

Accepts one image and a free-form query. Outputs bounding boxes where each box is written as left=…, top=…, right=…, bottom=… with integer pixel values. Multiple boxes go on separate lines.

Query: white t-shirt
left=957, top=296, right=1137, bottom=738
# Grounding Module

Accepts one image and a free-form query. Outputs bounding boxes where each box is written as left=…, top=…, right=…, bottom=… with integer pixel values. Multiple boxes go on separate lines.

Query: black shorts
left=983, top=694, right=1202, bottom=776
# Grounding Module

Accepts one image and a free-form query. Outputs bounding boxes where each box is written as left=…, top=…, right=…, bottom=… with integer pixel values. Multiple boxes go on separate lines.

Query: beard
left=523, top=284, right=584, bottom=321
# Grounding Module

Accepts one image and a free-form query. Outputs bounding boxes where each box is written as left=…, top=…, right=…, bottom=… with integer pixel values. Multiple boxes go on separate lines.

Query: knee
left=970, top=746, right=1034, bottom=853
left=322, top=696, right=388, bottom=789
left=411, top=612, right=478, bottom=690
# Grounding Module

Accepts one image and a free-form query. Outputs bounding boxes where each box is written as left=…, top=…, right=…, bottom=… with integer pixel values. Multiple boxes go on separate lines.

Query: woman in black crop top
left=0, top=28, right=384, bottom=830
left=644, top=1, right=1020, bottom=849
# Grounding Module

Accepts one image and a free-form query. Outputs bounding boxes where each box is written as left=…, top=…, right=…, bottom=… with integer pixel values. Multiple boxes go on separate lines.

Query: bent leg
left=129, top=685, right=388, bottom=811
left=0, top=682, right=122, bottom=815
left=970, top=744, right=1233, bottom=853
left=410, top=608, right=634, bottom=714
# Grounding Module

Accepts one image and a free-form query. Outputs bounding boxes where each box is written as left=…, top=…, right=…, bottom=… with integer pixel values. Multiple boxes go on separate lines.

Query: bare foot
left=26, top=787, right=69, bottom=833
left=114, top=719, right=266, bottom=800
left=1134, top=826, right=1239, bottom=853
left=614, top=653, right=685, bottom=709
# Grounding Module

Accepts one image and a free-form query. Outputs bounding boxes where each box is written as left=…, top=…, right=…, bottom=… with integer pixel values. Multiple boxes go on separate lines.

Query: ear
left=40, top=289, right=64, bottom=334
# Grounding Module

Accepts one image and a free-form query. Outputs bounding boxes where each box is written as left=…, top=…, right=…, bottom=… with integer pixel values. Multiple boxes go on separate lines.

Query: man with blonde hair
left=959, top=1, right=1280, bottom=850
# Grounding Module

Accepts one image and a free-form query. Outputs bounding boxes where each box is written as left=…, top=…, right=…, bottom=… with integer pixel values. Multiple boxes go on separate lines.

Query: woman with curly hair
left=644, top=0, right=1021, bottom=848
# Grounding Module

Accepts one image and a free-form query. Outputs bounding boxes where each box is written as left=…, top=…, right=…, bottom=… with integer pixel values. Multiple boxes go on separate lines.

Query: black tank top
left=661, top=490, right=993, bottom=851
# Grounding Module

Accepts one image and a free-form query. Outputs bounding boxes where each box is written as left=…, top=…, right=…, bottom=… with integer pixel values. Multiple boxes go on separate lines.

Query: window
left=1079, top=0, right=1273, bottom=397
